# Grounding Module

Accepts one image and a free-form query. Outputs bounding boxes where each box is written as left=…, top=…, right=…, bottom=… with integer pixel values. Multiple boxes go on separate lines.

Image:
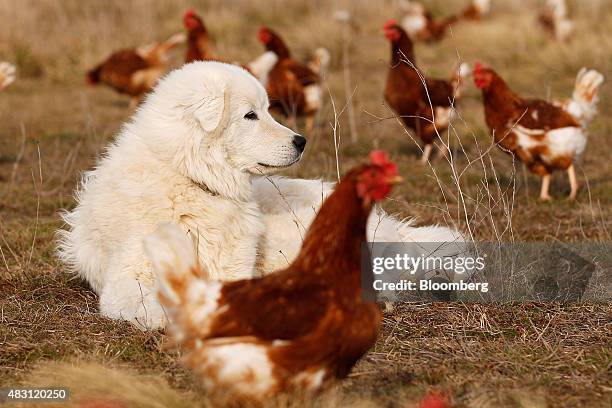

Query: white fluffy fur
left=252, top=176, right=464, bottom=274
left=58, top=62, right=301, bottom=329
left=59, top=61, right=463, bottom=330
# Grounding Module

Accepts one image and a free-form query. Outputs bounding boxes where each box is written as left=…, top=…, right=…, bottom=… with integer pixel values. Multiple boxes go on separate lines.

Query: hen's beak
left=387, top=176, right=403, bottom=185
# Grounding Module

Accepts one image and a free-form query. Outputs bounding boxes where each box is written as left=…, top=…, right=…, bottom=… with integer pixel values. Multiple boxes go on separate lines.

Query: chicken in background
left=183, top=9, right=279, bottom=85
left=144, top=151, right=400, bottom=401
left=183, top=9, right=219, bottom=62
left=474, top=63, right=586, bottom=201
left=257, top=26, right=329, bottom=132
left=86, top=33, right=185, bottom=108
left=0, top=62, right=16, bottom=91
left=461, top=0, right=492, bottom=21
left=182, top=10, right=311, bottom=96
left=554, top=68, right=604, bottom=128
left=399, top=0, right=490, bottom=42
left=383, top=20, right=470, bottom=164
left=538, top=0, right=574, bottom=42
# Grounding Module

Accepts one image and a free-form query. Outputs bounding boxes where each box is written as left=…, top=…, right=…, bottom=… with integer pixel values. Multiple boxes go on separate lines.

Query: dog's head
left=136, top=62, right=306, bottom=196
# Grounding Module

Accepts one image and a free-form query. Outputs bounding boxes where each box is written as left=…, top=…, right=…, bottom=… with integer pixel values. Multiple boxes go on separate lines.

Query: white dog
left=59, top=61, right=462, bottom=329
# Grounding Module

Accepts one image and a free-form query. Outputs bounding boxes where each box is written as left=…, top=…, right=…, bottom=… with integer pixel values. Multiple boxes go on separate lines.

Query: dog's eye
left=244, top=111, right=258, bottom=120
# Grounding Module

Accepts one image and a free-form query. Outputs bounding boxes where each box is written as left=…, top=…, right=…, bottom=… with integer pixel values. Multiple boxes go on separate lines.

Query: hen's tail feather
left=164, top=32, right=188, bottom=47
left=450, top=62, right=471, bottom=99
left=144, top=223, right=201, bottom=288
left=544, top=0, right=573, bottom=41
left=549, top=0, right=569, bottom=19
left=0, top=62, right=16, bottom=90
left=86, top=64, right=102, bottom=85
left=137, top=32, right=186, bottom=61
left=246, top=51, right=278, bottom=84
left=473, top=0, right=491, bottom=16
left=573, top=68, right=604, bottom=106
left=308, top=48, right=331, bottom=78
left=144, top=224, right=221, bottom=342
left=156, top=32, right=187, bottom=56
left=561, top=68, right=604, bottom=126
left=461, top=0, right=490, bottom=21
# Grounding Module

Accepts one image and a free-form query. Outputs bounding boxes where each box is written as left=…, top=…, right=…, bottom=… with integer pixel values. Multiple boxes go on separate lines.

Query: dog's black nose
left=292, top=135, right=307, bottom=153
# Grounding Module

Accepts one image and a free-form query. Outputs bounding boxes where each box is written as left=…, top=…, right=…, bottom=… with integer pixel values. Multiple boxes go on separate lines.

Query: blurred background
left=0, top=0, right=610, bottom=240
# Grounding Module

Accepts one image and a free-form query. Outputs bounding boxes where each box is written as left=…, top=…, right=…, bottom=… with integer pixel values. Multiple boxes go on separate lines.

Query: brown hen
left=144, top=151, right=401, bottom=401
left=257, top=27, right=326, bottom=133
left=87, top=33, right=185, bottom=108
left=474, top=63, right=586, bottom=201
left=383, top=20, right=469, bottom=163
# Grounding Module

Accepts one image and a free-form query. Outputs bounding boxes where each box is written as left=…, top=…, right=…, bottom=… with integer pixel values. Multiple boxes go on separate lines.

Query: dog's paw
left=99, top=280, right=167, bottom=330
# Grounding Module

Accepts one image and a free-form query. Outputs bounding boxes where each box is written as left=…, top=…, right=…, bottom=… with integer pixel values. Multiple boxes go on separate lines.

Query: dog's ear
left=194, top=83, right=228, bottom=134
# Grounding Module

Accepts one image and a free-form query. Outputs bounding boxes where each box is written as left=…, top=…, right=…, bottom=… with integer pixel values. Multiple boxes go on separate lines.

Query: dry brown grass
left=0, top=0, right=611, bottom=406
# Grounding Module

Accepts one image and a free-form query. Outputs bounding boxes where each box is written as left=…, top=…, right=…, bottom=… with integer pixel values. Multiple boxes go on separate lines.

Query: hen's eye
left=244, top=111, right=258, bottom=120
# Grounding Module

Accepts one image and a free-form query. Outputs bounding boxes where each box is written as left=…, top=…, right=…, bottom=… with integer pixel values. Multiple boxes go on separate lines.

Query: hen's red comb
left=418, top=392, right=449, bottom=408
left=369, top=150, right=390, bottom=166
left=369, top=150, right=398, bottom=175
left=257, top=27, right=271, bottom=42
left=184, top=9, right=196, bottom=18
left=474, top=62, right=484, bottom=72
left=383, top=19, right=397, bottom=30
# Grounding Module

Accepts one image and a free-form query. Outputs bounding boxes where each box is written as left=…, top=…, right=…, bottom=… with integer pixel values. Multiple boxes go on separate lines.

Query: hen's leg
left=420, top=144, right=433, bottom=165
left=539, top=174, right=552, bottom=201
left=567, top=164, right=579, bottom=200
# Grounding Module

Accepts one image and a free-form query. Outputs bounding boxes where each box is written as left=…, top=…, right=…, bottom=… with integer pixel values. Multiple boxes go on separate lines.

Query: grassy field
left=0, top=0, right=611, bottom=407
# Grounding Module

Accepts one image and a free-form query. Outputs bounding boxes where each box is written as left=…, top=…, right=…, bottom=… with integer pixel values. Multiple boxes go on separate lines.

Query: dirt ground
left=0, top=0, right=610, bottom=407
